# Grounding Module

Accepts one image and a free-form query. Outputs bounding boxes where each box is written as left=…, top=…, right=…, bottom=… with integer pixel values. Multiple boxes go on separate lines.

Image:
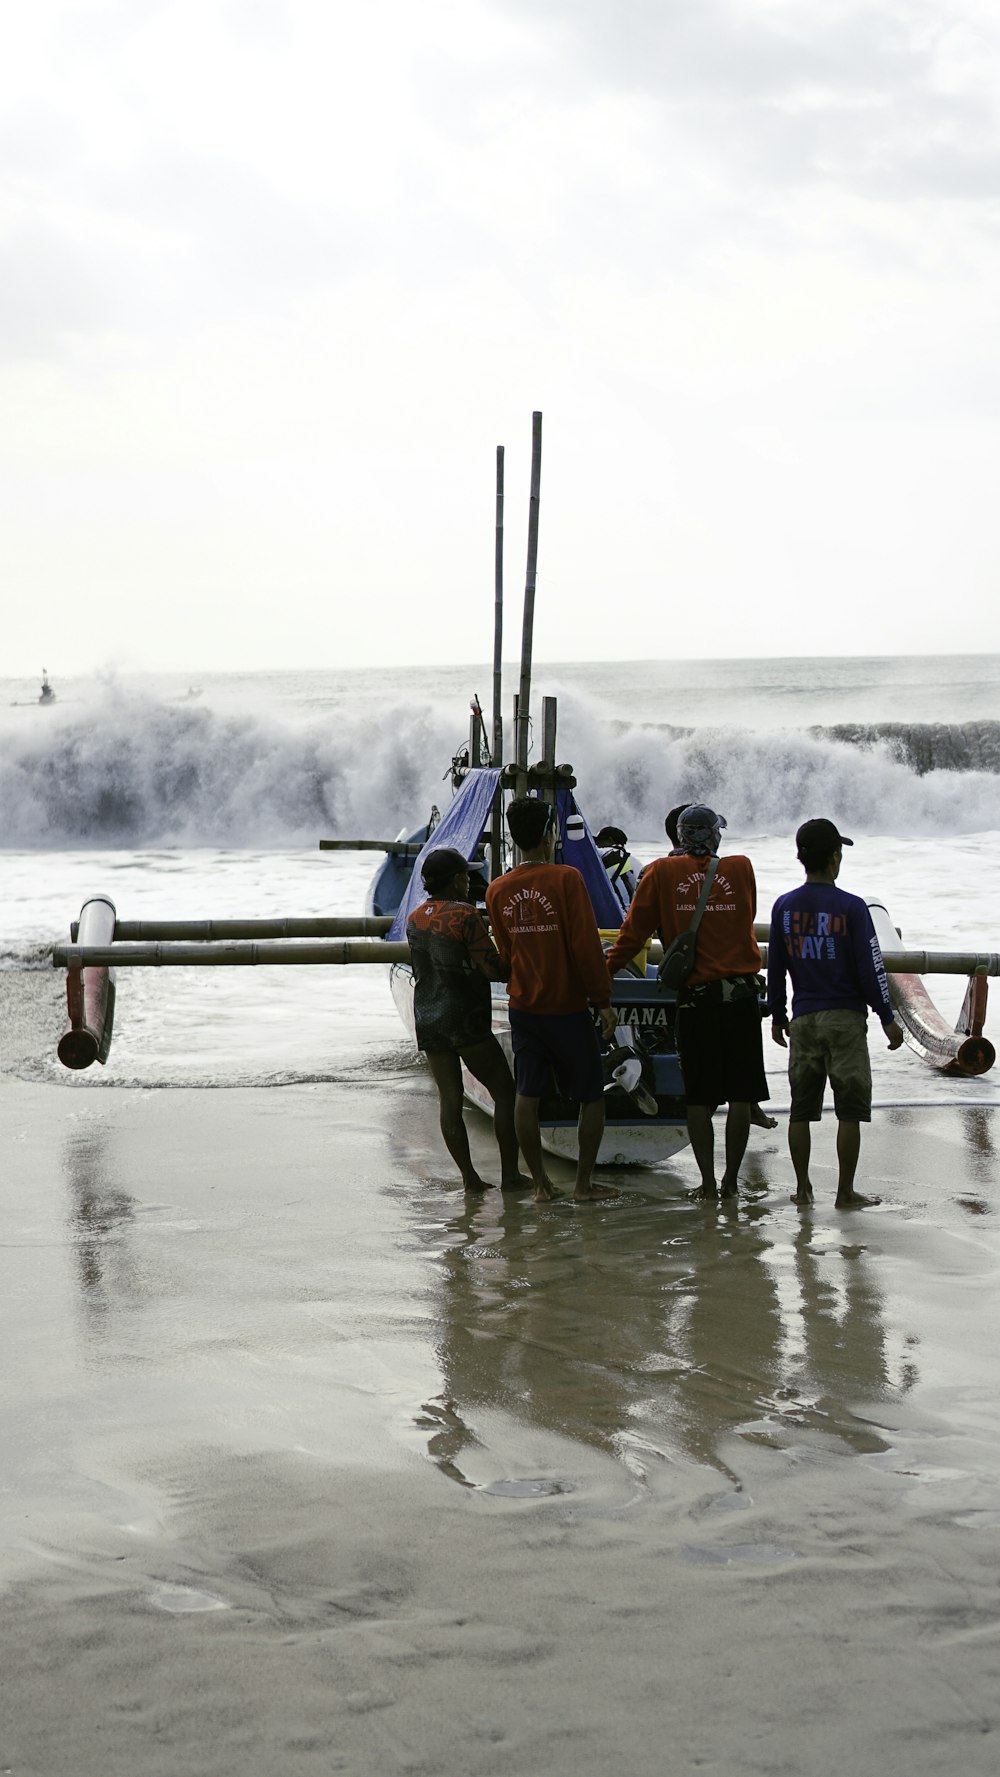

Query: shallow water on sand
left=3, top=1079, right=1000, bottom=1773
left=4, top=1081, right=998, bottom=1522
left=407, top=1106, right=1000, bottom=1494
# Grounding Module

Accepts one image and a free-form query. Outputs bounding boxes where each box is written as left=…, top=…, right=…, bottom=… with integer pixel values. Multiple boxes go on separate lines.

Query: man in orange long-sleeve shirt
left=486, top=798, right=618, bottom=1202
left=605, top=803, right=769, bottom=1201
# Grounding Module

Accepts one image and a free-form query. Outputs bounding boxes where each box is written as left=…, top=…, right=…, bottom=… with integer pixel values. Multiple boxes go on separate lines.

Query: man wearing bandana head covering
left=605, top=804, right=769, bottom=1200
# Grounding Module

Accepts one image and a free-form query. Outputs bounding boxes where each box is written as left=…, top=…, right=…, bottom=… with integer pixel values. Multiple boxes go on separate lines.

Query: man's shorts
left=788, top=1009, right=872, bottom=1123
left=508, top=1008, right=605, bottom=1104
left=675, top=982, right=769, bottom=1108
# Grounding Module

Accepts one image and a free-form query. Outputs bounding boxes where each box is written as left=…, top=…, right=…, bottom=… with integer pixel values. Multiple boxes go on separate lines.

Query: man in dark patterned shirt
left=407, top=847, right=528, bottom=1193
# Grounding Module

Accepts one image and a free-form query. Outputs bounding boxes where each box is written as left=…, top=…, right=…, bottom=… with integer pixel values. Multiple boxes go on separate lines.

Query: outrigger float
left=52, top=413, right=997, bottom=1164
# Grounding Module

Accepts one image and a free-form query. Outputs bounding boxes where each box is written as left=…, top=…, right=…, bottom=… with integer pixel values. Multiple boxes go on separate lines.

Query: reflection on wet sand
left=62, top=1120, right=137, bottom=1338
left=414, top=1171, right=916, bottom=1490
left=958, top=1106, right=997, bottom=1217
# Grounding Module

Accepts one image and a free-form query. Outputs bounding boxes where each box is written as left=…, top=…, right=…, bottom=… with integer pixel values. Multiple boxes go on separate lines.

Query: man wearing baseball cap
left=768, top=818, right=904, bottom=1209
left=605, top=803, right=768, bottom=1201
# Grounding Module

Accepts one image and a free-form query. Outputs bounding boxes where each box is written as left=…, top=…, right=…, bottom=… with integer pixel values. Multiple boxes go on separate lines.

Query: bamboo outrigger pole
left=54, top=940, right=412, bottom=968
left=319, top=839, right=425, bottom=855
left=55, top=938, right=1000, bottom=979
left=82, top=917, right=394, bottom=942
left=58, top=895, right=116, bottom=1069
left=866, top=901, right=995, bottom=1075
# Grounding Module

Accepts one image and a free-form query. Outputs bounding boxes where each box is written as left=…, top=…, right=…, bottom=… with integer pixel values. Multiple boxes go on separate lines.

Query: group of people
left=405, top=797, right=903, bottom=1209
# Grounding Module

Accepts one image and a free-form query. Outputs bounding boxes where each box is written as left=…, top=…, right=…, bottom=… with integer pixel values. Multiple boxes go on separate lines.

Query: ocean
left=3, top=653, right=1000, bottom=1115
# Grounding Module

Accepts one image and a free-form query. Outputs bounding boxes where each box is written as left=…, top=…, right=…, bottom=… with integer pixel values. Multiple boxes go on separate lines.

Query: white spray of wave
left=0, top=686, right=456, bottom=847
left=550, top=693, right=1000, bottom=840
left=1, top=683, right=999, bottom=848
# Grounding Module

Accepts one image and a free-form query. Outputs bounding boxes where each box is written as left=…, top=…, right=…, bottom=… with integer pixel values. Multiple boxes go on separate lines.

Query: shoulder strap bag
left=656, top=857, right=720, bottom=990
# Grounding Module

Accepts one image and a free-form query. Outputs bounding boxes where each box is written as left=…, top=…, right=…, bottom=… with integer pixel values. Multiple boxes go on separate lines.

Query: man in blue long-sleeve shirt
left=768, top=818, right=903, bottom=1209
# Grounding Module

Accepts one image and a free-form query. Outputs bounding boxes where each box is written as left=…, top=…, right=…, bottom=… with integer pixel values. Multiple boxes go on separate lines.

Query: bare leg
left=720, top=1101, right=751, bottom=1198
left=573, top=1098, right=609, bottom=1200
left=425, top=1051, right=489, bottom=1191
left=461, top=1036, right=531, bottom=1189
left=835, top=1120, right=880, bottom=1207
left=686, top=1103, right=717, bottom=1199
left=788, top=1120, right=813, bottom=1204
left=514, top=1095, right=556, bottom=1201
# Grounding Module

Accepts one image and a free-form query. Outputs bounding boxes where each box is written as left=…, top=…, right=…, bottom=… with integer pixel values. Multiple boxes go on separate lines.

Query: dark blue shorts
left=508, top=1009, right=605, bottom=1104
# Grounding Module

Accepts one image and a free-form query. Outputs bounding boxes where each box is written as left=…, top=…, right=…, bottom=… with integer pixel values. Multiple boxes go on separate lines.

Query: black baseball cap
left=421, top=847, right=470, bottom=892
left=796, top=818, right=854, bottom=856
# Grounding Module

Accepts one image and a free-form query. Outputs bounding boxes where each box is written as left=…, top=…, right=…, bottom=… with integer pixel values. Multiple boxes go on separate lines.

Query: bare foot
left=534, top=1179, right=557, bottom=1203
left=835, top=1191, right=881, bottom=1209
left=689, top=1183, right=718, bottom=1202
left=750, top=1105, right=778, bottom=1130
left=791, top=1189, right=814, bottom=1206
left=573, top=1183, right=615, bottom=1201
left=463, top=1174, right=493, bottom=1194
left=719, top=1178, right=739, bottom=1200
left=500, top=1173, right=534, bottom=1192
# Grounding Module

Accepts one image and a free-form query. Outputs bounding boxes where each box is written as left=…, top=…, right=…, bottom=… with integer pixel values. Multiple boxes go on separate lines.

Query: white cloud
left=2, top=0, right=999, bottom=671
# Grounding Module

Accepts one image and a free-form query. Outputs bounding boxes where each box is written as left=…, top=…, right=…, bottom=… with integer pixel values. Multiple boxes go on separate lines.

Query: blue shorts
left=508, top=1008, right=605, bottom=1105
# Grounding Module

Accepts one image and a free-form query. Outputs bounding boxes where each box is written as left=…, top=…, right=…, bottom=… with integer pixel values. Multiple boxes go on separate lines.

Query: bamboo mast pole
left=514, top=411, right=542, bottom=796
left=541, top=694, right=558, bottom=816
left=490, top=444, right=505, bottom=880
left=493, top=445, right=504, bottom=762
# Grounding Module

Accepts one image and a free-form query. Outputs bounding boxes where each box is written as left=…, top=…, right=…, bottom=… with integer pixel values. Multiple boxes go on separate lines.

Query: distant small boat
left=39, top=669, right=56, bottom=705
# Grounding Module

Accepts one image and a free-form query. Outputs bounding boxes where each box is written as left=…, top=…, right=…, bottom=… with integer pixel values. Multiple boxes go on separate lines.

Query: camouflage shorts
left=788, top=1009, right=872, bottom=1123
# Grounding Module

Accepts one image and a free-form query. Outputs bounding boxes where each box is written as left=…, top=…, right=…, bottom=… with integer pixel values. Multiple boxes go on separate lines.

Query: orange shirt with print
left=604, top=853, right=761, bottom=984
left=485, top=863, right=612, bottom=1015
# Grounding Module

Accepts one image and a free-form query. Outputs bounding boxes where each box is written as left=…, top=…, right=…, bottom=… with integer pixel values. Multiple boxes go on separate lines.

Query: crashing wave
left=2, top=684, right=1000, bottom=847
left=818, top=721, right=1000, bottom=776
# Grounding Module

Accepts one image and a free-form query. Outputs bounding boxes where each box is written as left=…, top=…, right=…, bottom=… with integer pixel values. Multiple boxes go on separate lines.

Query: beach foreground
left=2, top=1073, right=999, bottom=1775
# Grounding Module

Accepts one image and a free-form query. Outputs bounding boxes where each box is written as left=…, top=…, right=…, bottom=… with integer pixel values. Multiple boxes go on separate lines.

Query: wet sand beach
left=2, top=1071, right=1000, bottom=1775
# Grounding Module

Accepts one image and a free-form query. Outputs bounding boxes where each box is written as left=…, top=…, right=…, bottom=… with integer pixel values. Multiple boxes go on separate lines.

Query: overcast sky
left=4, top=0, right=1000, bottom=676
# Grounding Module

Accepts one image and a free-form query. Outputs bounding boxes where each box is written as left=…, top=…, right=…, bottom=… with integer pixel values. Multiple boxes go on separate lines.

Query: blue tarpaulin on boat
left=386, top=768, right=624, bottom=939
left=553, top=788, right=625, bottom=931
left=387, top=768, right=502, bottom=939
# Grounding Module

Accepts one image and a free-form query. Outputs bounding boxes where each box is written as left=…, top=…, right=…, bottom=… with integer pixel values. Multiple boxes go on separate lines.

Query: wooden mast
left=515, top=411, right=542, bottom=796
left=490, top=444, right=505, bottom=879
left=493, top=444, right=504, bottom=763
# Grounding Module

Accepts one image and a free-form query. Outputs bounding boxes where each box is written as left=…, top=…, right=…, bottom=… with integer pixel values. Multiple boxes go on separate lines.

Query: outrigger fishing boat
left=50, top=411, right=997, bottom=1158
left=363, top=412, right=996, bottom=1163
left=362, top=415, right=691, bottom=1164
